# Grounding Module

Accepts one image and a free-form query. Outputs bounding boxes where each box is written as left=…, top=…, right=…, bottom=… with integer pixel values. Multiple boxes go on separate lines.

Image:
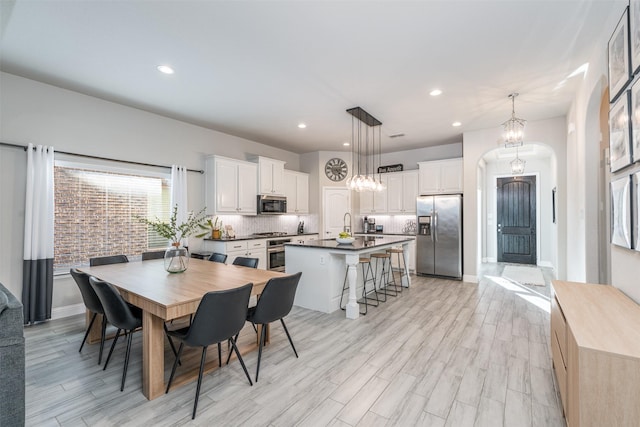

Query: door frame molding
left=493, top=172, right=541, bottom=266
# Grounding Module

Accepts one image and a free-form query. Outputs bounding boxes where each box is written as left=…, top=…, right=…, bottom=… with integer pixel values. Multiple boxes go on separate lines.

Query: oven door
left=267, top=248, right=286, bottom=272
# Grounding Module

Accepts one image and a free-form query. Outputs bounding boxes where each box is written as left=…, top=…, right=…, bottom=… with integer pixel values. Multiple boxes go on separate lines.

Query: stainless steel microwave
left=257, top=195, right=287, bottom=214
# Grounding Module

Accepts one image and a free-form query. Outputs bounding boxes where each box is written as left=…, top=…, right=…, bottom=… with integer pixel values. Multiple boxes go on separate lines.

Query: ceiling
left=0, top=0, right=625, bottom=154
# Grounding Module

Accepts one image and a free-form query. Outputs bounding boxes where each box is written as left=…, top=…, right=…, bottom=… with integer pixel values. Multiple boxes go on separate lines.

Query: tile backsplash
left=213, top=214, right=318, bottom=237
left=356, top=214, right=417, bottom=234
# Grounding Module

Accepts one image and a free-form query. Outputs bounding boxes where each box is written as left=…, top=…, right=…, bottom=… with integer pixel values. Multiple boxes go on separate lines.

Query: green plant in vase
left=196, top=216, right=223, bottom=239
left=137, top=205, right=208, bottom=273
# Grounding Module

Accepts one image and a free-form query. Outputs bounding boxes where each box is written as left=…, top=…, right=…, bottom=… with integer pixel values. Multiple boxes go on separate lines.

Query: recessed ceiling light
left=157, top=65, right=174, bottom=74
left=343, top=142, right=350, bottom=146
left=452, top=121, right=462, bottom=127
left=429, top=89, right=442, bottom=96
left=298, top=123, right=307, bottom=129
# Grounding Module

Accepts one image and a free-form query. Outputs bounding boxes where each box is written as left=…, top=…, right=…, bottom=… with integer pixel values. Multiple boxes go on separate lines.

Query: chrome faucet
left=343, top=212, right=352, bottom=234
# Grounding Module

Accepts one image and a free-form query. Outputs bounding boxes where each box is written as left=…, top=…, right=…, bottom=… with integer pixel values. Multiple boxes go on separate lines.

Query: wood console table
left=551, top=280, right=640, bottom=427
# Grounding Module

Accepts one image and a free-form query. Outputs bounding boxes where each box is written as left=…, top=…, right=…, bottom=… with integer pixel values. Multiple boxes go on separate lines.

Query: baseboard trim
left=463, top=274, right=478, bottom=283
left=52, top=303, right=85, bottom=320
left=486, top=257, right=497, bottom=263
left=538, top=261, right=554, bottom=269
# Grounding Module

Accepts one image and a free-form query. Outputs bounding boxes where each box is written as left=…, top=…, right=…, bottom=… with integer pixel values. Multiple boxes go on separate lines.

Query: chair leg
left=98, top=315, right=108, bottom=365
left=103, top=328, right=121, bottom=371
left=79, top=312, right=97, bottom=353
left=339, top=267, right=349, bottom=310
left=255, top=324, right=266, bottom=382
left=225, top=333, right=240, bottom=365
left=166, top=343, right=184, bottom=394
left=164, top=323, right=180, bottom=366
left=280, top=318, right=298, bottom=358
left=229, top=337, right=253, bottom=386
left=192, top=346, right=208, bottom=419
left=218, top=342, right=222, bottom=368
left=121, top=330, right=134, bottom=392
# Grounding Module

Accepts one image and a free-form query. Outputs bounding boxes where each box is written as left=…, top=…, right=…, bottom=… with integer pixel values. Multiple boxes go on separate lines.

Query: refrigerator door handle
left=433, top=211, right=437, bottom=242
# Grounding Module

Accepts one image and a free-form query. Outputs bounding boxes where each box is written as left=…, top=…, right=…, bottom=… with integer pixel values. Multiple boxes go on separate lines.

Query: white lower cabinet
left=204, top=239, right=267, bottom=270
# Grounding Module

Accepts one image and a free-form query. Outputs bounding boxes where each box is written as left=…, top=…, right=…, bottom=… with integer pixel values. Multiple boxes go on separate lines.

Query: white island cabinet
left=285, top=235, right=414, bottom=319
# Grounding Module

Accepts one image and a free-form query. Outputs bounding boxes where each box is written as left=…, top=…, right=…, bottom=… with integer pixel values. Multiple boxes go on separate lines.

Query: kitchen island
left=285, top=235, right=414, bottom=319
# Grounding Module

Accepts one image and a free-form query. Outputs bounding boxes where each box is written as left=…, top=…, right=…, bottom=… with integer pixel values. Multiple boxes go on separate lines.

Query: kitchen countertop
left=286, top=235, right=414, bottom=251
left=203, top=232, right=319, bottom=242
left=354, top=232, right=417, bottom=236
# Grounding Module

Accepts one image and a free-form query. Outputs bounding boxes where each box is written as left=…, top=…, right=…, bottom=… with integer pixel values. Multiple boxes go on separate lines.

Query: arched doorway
left=478, top=143, right=557, bottom=271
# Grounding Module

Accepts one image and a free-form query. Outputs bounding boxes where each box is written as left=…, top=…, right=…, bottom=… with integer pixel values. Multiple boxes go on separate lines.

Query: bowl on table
left=336, top=237, right=356, bottom=244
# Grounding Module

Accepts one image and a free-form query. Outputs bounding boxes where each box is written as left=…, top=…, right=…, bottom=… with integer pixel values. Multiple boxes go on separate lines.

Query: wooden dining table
left=79, top=258, right=286, bottom=400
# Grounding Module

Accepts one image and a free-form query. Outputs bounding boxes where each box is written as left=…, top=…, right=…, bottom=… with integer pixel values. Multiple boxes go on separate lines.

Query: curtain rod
left=0, top=141, right=205, bottom=174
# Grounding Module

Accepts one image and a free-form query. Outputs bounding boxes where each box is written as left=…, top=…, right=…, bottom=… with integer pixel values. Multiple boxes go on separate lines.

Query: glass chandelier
left=510, top=146, right=526, bottom=175
left=503, top=93, right=526, bottom=148
left=345, top=107, right=385, bottom=192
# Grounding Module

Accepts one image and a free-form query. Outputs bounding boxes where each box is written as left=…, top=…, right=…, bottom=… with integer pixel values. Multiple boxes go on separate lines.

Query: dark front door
left=497, top=175, right=537, bottom=264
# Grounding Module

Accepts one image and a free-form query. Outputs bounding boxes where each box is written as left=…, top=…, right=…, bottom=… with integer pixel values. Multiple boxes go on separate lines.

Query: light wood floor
left=24, top=264, right=565, bottom=426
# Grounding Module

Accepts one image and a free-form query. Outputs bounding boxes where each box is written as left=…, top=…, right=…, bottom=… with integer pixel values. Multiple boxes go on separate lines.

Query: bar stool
left=340, top=257, right=379, bottom=315
left=386, top=247, right=406, bottom=292
left=371, top=252, right=398, bottom=300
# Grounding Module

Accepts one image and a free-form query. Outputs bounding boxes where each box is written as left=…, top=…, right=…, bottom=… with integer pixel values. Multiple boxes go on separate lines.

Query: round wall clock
left=325, top=158, right=348, bottom=182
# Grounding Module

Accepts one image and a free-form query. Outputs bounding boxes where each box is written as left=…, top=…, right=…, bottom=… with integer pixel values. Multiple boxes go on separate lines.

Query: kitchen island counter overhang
left=285, top=236, right=414, bottom=319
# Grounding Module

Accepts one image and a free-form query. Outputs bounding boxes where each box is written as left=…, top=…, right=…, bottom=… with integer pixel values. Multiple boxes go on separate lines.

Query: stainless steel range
left=254, top=232, right=291, bottom=272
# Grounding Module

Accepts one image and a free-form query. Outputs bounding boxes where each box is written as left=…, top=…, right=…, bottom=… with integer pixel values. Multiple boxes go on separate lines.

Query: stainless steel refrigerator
left=416, top=194, right=462, bottom=279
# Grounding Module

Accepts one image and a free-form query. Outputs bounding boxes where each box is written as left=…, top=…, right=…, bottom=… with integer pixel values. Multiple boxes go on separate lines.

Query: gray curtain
left=22, top=144, right=55, bottom=324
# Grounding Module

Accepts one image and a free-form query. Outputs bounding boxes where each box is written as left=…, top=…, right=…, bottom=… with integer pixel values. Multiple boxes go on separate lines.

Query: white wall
left=380, top=142, right=462, bottom=170
left=0, top=72, right=303, bottom=312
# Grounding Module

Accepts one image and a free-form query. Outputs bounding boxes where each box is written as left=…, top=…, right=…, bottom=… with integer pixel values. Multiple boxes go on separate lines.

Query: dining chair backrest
left=251, top=272, right=302, bottom=324
left=70, top=268, right=103, bottom=315
left=89, top=277, right=141, bottom=330
left=208, top=252, right=228, bottom=264
left=90, top=254, right=129, bottom=266
left=141, top=250, right=165, bottom=261
left=182, top=283, right=253, bottom=348
left=232, top=257, right=259, bottom=269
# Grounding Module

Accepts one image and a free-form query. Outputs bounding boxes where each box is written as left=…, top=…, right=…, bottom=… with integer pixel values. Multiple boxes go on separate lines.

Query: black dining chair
left=232, top=256, right=259, bottom=269
left=89, top=254, right=129, bottom=266
left=89, top=277, right=143, bottom=392
left=141, top=250, right=165, bottom=261
left=165, top=283, right=254, bottom=419
left=208, top=252, right=228, bottom=264
left=70, top=268, right=108, bottom=365
left=228, top=272, right=302, bottom=382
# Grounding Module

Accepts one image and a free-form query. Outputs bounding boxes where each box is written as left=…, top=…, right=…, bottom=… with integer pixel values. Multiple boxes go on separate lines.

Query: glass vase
left=164, top=243, right=190, bottom=273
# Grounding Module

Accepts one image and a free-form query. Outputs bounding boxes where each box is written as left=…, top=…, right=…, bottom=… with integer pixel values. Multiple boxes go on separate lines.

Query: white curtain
left=22, top=143, right=55, bottom=323
left=170, top=165, right=188, bottom=246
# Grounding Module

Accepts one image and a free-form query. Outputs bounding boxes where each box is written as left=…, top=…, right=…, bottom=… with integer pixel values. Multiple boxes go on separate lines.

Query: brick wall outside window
left=54, top=166, right=170, bottom=271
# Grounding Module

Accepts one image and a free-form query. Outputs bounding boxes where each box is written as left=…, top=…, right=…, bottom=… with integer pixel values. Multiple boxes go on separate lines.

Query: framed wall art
left=631, top=0, right=640, bottom=75
left=609, top=90, right=632, bottom=172
left=611, top=175, right=631, bottom=249
left=632, top=79, right=640, bottom=163
left=609, top=8, right=631, bottom=103
left=634, top=172, right=640, bottom=250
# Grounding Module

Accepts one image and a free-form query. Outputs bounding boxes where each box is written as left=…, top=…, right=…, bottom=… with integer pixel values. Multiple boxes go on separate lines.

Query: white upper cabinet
left=359, top=175, right=388, bottom=214
left=206, top=155, right=258, bottom=215
left=418, top=158, right=463, bottom=194
left=284, top=170, right=309, bottom=214
left=387, top=170, right=418, bottom=214
left=257, top=156, right=286, bottom=195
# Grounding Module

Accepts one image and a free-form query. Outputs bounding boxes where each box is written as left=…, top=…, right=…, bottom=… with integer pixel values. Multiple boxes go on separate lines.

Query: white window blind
left=54, top=165, right=171, bottom=271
